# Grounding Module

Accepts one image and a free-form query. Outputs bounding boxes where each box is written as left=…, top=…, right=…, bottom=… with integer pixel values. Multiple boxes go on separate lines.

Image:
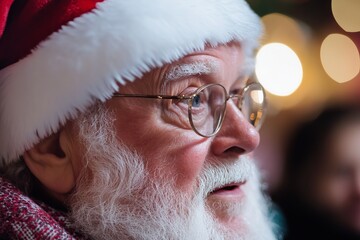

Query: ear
left=23, top=130, right=75, bottom=195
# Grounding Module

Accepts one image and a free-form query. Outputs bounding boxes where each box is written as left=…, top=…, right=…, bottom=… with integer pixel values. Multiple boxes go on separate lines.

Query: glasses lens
left=189, top=84, right=226, bottom=137
left=241, top=83, right=266, bottom=130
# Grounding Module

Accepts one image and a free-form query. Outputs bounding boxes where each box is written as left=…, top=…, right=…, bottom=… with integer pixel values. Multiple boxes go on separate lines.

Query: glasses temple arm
left=113, top=93, right=191, bottom=100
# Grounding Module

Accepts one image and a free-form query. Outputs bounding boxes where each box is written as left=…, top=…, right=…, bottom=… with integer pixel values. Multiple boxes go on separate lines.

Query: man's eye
left=191, top=92, right=207, bottom=109
left=192, top=95, right=201, bottom=107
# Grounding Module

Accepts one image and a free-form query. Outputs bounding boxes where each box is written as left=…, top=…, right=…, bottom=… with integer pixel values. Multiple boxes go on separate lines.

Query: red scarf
left=0, top=177, right=90, bottom=239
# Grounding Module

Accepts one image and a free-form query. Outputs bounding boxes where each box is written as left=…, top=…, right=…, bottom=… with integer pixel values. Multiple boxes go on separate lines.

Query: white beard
left=69, top=105, right=276, bottom=240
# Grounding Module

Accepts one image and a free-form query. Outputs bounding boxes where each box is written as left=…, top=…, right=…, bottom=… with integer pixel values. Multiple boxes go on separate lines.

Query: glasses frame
left=113, top=82, right=266, bottom=137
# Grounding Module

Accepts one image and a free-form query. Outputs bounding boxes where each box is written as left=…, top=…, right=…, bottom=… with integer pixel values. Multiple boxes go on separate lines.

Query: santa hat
left=0, top=0, right=262, bottom=163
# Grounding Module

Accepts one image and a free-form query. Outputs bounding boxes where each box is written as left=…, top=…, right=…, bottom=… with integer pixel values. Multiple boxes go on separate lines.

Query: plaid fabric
left=0, top=177, right=90, bottom=240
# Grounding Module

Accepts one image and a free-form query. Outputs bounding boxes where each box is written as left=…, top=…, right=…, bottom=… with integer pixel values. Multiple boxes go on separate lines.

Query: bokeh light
left=332, top=0, right=360, bottom=32
left=255, top=43, right=303, bottom=96
left=320, top=34, right=360, bottom=83
left=261, top=13, right=308, bottom=52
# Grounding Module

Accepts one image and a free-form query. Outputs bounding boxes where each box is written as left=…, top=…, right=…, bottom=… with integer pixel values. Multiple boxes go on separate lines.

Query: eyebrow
left=164, top=60, right=219, bottom=82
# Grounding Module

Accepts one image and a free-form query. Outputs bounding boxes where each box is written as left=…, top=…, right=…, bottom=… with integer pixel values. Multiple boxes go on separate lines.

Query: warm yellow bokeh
left=332, top=0, right=360, bottom=32
left=261, top=13, right=308, bottom=52
left=256, top=43, right=303, bottom=97
left=320, top=34, right=360, bottom=83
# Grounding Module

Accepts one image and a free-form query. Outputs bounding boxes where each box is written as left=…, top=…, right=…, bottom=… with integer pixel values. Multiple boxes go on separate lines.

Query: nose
left=210, top=101, right=260, bottom=156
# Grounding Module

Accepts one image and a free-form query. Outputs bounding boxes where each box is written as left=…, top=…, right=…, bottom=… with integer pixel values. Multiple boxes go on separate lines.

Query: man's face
left=311, top=121, right=360, bottom=232
left=108, top=42, right=260, bottom=198
left=65, top=42, right=274, bottom=239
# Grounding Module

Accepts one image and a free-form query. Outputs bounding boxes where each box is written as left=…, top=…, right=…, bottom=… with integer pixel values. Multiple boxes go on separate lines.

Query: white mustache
left=197, top=156, right=254, bottom=198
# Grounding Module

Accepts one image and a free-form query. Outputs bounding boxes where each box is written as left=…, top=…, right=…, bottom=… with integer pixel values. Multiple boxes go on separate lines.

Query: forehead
left=163, top=42, right=245, bottom=84
left=124, top=43, right=246, bottom=93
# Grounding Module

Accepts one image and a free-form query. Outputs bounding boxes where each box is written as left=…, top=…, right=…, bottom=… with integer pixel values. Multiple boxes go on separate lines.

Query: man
left=0, top=0, right=275, bottom=239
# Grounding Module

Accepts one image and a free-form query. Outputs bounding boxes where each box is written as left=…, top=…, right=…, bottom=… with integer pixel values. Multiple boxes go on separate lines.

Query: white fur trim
left=0, top=0, right=262, bottom=162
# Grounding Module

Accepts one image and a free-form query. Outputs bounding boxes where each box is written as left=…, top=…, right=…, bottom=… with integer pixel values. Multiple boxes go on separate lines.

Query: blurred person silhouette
left=276, top=103, right=360, bottom=240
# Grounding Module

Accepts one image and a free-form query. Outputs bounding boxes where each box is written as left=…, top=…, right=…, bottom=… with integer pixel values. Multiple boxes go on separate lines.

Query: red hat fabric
left=0, top=0, right=262, bottom=163
left=0, top=0, right=103, bottom=69
left=0, top=0, right=13, bottom=36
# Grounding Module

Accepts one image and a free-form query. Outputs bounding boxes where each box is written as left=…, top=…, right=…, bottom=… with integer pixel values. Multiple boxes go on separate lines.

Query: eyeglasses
left=113, top=83, right=266, bottom=137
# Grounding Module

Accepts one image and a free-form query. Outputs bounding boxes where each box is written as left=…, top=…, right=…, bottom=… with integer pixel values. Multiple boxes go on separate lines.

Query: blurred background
left=247, top=0, right=360, bottom=194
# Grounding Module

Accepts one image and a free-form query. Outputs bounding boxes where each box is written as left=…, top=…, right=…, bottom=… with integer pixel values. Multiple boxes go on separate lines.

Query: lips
left=209, top=181, right=246, bottom=196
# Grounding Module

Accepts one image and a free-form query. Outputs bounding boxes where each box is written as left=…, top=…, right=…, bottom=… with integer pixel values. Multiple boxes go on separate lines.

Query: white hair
left=165, top=61, right=219, bottom=81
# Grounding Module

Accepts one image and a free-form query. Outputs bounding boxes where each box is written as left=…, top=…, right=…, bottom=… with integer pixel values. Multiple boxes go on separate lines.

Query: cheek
left=140, top=131, right=210, bottom=191
left=110, top=100, right=210, bottom=191
left=167, top=143, right=209, bottom=188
